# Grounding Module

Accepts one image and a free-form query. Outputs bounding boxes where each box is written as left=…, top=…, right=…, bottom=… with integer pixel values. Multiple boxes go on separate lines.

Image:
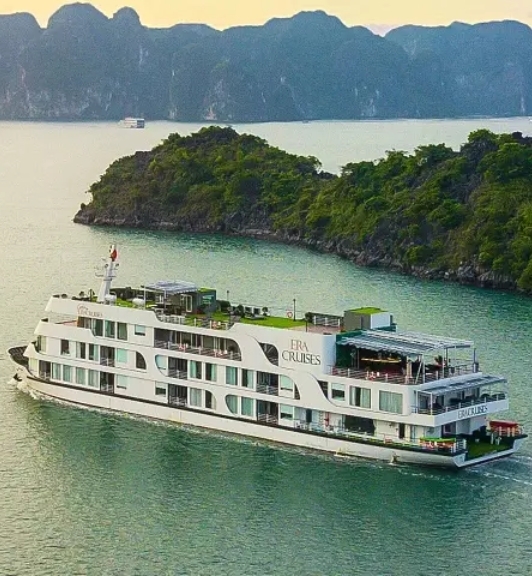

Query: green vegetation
left=77, top=126, right=532, bottom=294
left=241, top=316, right=306, bottom=329
left=466, top=441, right=509, bottom=460
left=351, top=307, right=385, bottom=315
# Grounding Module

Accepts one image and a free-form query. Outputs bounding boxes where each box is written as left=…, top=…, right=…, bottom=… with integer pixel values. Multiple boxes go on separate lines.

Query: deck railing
left=155, top=313, right=233, bottom=331
left=167, top=369, right=188, bottom=380
left=329, top=363, right=478, bottom=385
left=155, top=339, right=242, bottom=361
left=168, top=397, right=187, bottom=407
left=412, top=393, right=507, bottom=416
left=256, top=383, right=279, bottom=396
left=258, top=414, right=279, bottom=425
left=292, top=421, right=466, bottom=454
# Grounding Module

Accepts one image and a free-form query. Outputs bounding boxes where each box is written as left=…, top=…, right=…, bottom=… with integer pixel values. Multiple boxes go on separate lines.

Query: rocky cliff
left=2, top=4, right=532, bottom=121
left=73, top=127, right=532, bottom=294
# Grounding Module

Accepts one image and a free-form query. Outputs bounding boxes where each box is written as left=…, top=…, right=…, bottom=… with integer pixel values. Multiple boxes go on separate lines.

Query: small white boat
left=121, top=117, right=145, bottom=129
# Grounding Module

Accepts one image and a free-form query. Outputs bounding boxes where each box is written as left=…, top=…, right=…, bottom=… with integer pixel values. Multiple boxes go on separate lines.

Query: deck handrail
left=256, top=383, right=279, bottom=396
left=155, top=339, right=242, bottom=361
left=258, top=414, right=279, bottom=425
left=329, top=362, right=478, bottom=385
left=412, top=392, right=507, bottom=415
left=292, top=421, right=465, bottom=453
left=167, top=369, right=188, bottom=380
left=155, top=313, right=233, bottom=331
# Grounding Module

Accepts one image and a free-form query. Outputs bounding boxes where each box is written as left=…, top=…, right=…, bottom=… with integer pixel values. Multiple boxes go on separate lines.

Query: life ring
left=286, top=311, right=293, bottom=319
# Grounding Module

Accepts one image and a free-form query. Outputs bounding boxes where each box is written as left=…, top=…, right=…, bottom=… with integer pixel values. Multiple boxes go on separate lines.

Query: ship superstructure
left=9, top=246, right=526, bottom=467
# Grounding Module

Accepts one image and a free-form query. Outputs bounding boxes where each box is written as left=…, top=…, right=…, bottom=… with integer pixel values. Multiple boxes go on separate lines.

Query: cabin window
left=190, top=361, right=202, bottom=379
left=134, top=325, right=146, bottom=336
left=226, top=395, right=238, bottom=414
left=88, top=370, right=98, bottom=388
left=36, top=336, right=47, bottom=353
left=75, top=367, right=86, bottom=386
left=190, top=388, right=202, bottom=407
left=136, top=352, right=147, bottom=370
left=155, top=384, right=167, bottom=397
left=350, top=386, right=372, bottom=409
left=105, top=321, right=115, bottom=338
left=63, top=365, right=72, bottom=382
left=93, top=319, right=103, bottom=337
left=60, top=339, right=70, bottom=355
left=205, top=363, right=217, bottom=382
left=76, top=342, right=87, bottom=359
left=379, top=391, right=403, bottom=414
left=52, top=363, right=62, bottom=380
left=205, top=391, right=215, bottom=410
left=331, top=383, right=345, bottom=401
left=226, top=366, right=238, bottom=385
left=280, top=405, right=294, bottom=420
left=116, top=349, right=128, bottom=364
left=242, top=369, right=255, bottom=389
left=241, top=397, right=254, bottom=417
left=116, top=375, right=128, bottom=389
left=318, top=381, right=329, bottom=398
left=155, top=355, right=167, bottom=370
left=89, top=344, right=98, bottom=361
left=117, top=322, right=128, bottom=341
left=280, top=376, right=294, bottom=392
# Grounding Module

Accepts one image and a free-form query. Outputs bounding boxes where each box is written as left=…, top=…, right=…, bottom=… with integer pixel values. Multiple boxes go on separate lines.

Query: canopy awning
left=338, top=330, right=474, bottom=356
left=143, top=280, right=198, bottom=295
left=420, top=374, right=507, bottom=396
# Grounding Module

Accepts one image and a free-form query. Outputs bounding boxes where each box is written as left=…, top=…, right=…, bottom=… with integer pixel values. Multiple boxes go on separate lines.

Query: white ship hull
left=16, top=372, right=478, bottom=468
left=8, top=244, right=525, bottom=471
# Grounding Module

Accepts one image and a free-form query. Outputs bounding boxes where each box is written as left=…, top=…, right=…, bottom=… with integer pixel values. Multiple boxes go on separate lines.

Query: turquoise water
left=1, top=120, right=532, bottom=575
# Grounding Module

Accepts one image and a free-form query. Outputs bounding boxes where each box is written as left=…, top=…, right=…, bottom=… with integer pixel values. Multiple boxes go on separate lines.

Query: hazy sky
left=0, top=0, right=530, bottom=30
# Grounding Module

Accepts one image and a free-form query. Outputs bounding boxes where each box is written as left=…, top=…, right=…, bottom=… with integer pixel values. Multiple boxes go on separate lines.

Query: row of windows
left=226, top=395, right=255, bottom=417
left=323, top=382, right=402, bottom=414
left=78, top=317, right=146, bottom=340
left=157, top=356, right=296, bottom=394
left=50, top=363, right=100, bottom=389
left=60, top=341, right=147, bottom=370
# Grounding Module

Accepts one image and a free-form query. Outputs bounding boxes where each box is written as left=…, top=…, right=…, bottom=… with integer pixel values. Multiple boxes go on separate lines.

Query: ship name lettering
left=282, top=340, right=321, bottom=365
left=457, top=405, right=488, bottom=419
left=77, top=304, right=103, bottom=318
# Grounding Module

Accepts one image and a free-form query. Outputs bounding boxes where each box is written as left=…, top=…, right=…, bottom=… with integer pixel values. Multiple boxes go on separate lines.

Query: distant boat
left=121, top=117, right=145, bottom=129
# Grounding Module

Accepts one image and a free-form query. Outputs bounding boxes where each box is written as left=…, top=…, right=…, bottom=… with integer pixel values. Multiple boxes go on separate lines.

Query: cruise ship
left=121, top=117, right=145, bottom=129
left=9, top=246, right=526, bottom=468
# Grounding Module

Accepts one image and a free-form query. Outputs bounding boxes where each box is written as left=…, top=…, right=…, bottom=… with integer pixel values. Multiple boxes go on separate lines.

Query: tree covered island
left=74, top=126, right=532, bottom=293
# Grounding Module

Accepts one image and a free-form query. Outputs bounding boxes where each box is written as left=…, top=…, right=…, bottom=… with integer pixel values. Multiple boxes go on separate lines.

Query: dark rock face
left=73, top=204, right=519, bottom=291
left=2, top=5, right=532, bottom=120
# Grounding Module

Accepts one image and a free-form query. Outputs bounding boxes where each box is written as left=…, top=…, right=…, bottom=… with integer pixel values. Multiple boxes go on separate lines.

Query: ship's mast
left=97, top=245, right=119, bottom=303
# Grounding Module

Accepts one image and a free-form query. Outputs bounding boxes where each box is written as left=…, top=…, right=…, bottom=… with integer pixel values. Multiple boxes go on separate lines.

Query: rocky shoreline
left=73, top=208, right=518, bottom=293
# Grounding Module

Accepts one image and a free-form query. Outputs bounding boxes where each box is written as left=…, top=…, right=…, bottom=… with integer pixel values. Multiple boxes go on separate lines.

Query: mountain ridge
left=0, top=4, right=532, bottom=121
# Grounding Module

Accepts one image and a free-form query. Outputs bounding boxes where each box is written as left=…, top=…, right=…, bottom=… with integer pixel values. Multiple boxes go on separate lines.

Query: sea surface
left=1, top=119, right=532, bottom=575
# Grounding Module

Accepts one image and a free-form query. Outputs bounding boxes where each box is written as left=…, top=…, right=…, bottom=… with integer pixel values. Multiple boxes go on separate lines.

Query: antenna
left=96, top=245, right=119, bottom=303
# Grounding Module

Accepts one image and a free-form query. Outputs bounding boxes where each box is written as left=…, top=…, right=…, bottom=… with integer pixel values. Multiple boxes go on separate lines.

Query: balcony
left=413, top=393, right=506, bottom=416
left=411, top=393, right=508, bottom=426
left=156, top=313, right=233, bottom=331
left=330, top=363, right=477, bottom=386
left=155, top=340, right=242, bottom=361
left=167, top=369, right=188, bottom=380
left=256, top=383, right=279, bottom=396
left=292, top=421, right=467, bottom=454
left=169, top=396, right=187, bottom=407
left=258, top=414, right=279, bottom=425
